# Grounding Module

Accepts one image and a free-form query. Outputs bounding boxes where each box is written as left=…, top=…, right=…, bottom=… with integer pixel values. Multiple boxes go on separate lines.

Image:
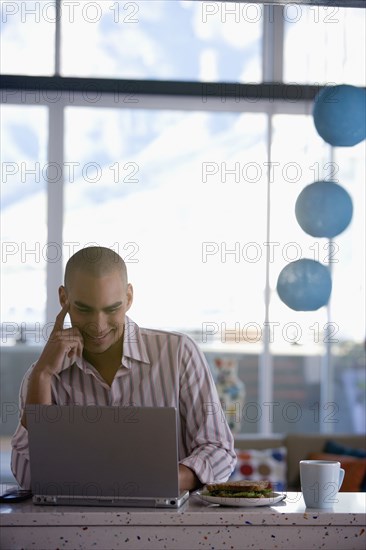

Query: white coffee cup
left=300, top=460, right=345, bottom=509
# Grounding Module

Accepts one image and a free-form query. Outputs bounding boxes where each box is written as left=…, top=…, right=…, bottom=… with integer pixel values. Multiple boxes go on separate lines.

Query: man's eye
left=76, top=307, right=90, bottom=313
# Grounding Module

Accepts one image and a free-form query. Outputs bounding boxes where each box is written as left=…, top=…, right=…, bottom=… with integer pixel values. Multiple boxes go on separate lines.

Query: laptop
left=25, top=404, right=189, bottom=508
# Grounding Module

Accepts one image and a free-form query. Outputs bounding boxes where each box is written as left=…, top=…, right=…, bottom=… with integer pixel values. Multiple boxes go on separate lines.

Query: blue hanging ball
left=313, top=84, right=366, bottom=146
left=277, top=259, right=332, bottom=311
left=295, top=180, right=353, bottom=238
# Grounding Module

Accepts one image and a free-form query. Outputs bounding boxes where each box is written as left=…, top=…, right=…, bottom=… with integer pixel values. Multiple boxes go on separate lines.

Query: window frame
left=1, top=1, right=364, bottom=436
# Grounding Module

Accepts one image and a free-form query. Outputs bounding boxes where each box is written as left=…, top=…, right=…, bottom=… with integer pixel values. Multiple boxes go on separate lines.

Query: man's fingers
left=68, top=340, right=84, bottom=359
left=65, top=335, right=84, bottom=359
left=77, top=338, right=84, bottom=358
left=48, top=327, right=83, bottom=346
left=53, top=301, right=70, bottom=332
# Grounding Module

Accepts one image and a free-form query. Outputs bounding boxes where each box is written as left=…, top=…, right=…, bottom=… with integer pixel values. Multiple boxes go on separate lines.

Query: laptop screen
left=26, top=405, right=180, bottom=499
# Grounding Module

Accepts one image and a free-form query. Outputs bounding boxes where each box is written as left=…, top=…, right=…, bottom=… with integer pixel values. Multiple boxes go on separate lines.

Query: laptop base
left=33, top=490, right=190, bottom=508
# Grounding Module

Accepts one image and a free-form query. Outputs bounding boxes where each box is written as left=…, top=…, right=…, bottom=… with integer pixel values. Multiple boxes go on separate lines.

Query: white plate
left=197, top=491, right=286, bottom=507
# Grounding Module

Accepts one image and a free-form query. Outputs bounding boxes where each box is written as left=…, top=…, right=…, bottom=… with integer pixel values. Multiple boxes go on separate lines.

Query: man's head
left=59, top=247, right=133, bottom=355
left=64, top=246, right=128, bottom=290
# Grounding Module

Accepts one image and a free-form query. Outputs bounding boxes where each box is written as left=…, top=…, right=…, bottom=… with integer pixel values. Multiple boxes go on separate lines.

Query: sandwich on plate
left=204, top=480, right=273, bottom=498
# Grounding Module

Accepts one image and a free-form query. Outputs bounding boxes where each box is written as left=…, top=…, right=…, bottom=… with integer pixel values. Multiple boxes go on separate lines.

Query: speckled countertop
left=1, top=492, right=365, bottom=550
left=1, top=492, right=365, bottom=525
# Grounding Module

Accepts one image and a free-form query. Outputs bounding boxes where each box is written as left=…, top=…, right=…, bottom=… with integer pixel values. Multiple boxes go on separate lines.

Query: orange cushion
left=308, top=452, right=366, bottom=492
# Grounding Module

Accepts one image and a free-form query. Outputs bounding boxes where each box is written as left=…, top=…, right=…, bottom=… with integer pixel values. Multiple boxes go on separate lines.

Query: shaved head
left=64, top=247, right=127, bottom=290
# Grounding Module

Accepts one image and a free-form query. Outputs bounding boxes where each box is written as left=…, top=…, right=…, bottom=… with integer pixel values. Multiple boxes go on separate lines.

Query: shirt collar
left=122, top=315, right=151, bottom=365
left=58, top=353, right=85, bottom=373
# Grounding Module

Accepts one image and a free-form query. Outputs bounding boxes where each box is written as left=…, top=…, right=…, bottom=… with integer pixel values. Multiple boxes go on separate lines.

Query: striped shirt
left=11, top=316, right=236, bottom=489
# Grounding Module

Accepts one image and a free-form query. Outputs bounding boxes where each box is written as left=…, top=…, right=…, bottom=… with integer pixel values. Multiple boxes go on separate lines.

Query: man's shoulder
left=131, top=318, right=200, bottom=349
left=139, top=324, right=186, bottom=343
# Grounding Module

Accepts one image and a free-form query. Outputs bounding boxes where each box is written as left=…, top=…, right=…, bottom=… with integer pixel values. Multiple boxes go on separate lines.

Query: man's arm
left=11, top=368, right=33, bottom=489
left=11, top=302, right=83, bottom=487
left=178, top=335, right=237, bottom=488
left=20, top=302, right=83, bottom=428
left=179, top=464, right=200, bottom=492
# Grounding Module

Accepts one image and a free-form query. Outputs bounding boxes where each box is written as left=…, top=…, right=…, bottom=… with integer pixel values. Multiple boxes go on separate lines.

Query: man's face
left=60, top=270, right=133, bottom=354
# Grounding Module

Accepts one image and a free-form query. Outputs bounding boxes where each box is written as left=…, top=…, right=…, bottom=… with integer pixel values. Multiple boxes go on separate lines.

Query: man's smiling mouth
left=85, top=330, right=113, bottom=341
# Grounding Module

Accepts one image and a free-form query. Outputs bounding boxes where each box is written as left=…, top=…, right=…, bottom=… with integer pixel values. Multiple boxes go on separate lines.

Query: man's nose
left=87, top=313, right=108, bottom=334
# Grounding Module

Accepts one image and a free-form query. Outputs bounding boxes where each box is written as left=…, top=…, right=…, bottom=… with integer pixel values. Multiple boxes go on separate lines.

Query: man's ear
left=59, top=286, right=68, bottom=307
left=126, top=283, right=133, bottom=312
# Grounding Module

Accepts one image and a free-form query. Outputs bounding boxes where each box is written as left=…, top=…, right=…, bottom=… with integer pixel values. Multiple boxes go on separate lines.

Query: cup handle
left=338, top=468, right=345, bottom=490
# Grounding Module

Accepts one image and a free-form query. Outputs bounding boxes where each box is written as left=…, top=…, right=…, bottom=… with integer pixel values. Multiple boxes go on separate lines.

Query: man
left=11, top=246, right=236, bottom=491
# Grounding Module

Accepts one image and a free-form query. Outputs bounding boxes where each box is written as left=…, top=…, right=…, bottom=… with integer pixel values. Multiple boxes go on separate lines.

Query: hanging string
left=323, top=6, right=328, bottom=85
left=342, top=8, right=347, bottom=83
left=305, top=6, right=310, bottom=83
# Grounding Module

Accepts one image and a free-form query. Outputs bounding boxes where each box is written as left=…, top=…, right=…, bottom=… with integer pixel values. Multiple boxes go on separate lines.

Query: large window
left=61, top=1, right=262, bottom=82
left=284, top=4, right=366, bottom=86
left=63, top=106, right=268, bottom=330
left=0, top=1, right=56, bottom=75
left=0, top=105, right=48, bottom=325
left=1, top=1, right=365, bottom=436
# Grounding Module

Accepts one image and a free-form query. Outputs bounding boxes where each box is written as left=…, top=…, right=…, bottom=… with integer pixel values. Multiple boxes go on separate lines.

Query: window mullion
left=55, top=0, right=61, bottom=76
left=46, top=101, right=64, bottom=325
left=262, top=4, right=285, bottom=82
left=260, top=4, right=285, bottom=434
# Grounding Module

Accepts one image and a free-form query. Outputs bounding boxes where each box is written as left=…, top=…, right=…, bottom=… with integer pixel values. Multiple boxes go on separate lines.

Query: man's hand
left=21, top=302, right=83, bottom=428
left=33, top=302, right=83, bottom=378
left=179, top=464, right=200, bottom=492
